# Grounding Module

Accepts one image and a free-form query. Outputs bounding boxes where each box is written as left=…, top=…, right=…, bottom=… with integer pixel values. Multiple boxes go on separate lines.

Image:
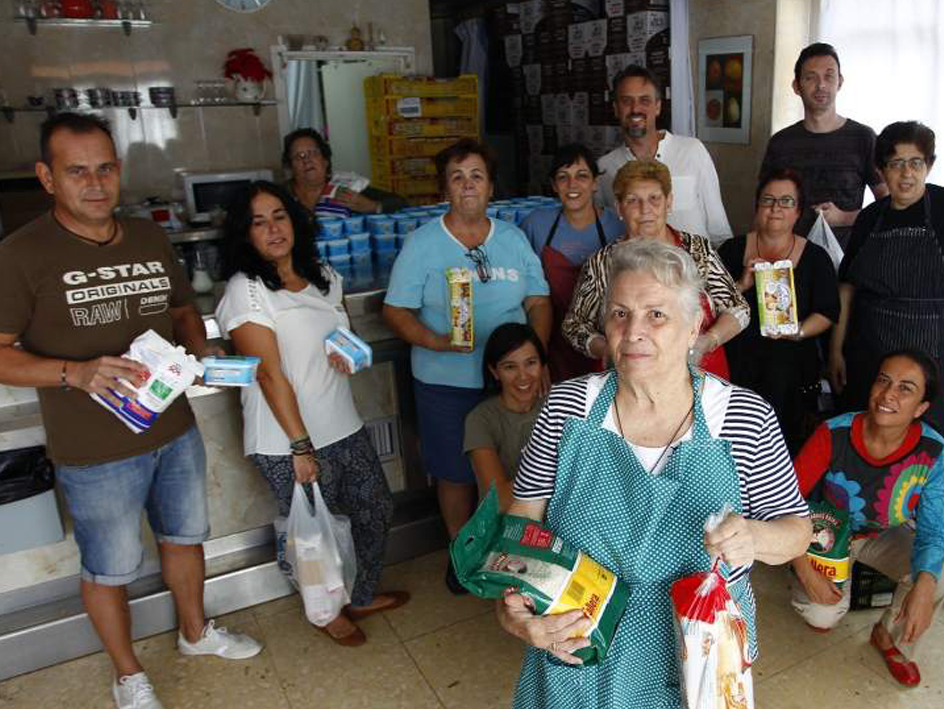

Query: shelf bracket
left=252, top=103, right=262, bottom=117
left=167, top=104, right=178, bottom=119
left=26, top=16, right=37, bottom=35
left=2, top=107, right=14, bottom=124
left=127, top=107, right=138, bottom=121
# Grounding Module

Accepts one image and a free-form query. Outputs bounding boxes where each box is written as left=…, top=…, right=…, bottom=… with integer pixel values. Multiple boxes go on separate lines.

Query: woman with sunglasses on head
left=383, top=139, right=551, bottom=594
left=281, top=128, right=407, bottom=221
left=719, top=168, right=840, bottom=453
left=830, top=121, right=944, bottom=430
left=519, top=143, right=624, bottom=382
left=463, top=323, right=548, bottom=513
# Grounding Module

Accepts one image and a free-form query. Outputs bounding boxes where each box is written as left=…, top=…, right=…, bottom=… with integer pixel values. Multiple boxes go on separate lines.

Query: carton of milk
left=91, top=330, right=205, bottom=433
left=324, top=327, right=373, bottom=373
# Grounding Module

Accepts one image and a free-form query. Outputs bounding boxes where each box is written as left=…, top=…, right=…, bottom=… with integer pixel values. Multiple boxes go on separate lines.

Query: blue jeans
left=57, top=426, right=209, bottom=586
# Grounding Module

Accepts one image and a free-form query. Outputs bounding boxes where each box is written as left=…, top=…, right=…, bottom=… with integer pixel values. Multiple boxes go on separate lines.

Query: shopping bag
left=807, top=210, right=844, bottom=271
left=284, top=483, right=357, bottom=626
left=670, top=507, right=753, bottom=709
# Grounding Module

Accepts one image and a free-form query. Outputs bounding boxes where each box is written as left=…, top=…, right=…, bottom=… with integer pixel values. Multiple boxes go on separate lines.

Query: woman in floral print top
left=791, top=348, right=944, bottom=687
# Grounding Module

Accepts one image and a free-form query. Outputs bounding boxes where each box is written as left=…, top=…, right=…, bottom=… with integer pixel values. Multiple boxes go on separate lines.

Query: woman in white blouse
left=216, top=181, right=408, bottom=646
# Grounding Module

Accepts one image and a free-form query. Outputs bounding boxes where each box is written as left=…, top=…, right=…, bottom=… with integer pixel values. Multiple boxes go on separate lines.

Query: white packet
left=91, top=329, right=205, bottom=433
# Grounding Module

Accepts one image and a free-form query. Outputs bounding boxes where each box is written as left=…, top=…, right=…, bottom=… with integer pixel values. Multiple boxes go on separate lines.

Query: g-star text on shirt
left=62, top=261, right=166, bottom=286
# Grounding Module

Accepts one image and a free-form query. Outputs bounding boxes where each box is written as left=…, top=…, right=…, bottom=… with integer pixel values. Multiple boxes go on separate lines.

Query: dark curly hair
left=221, top=180, right=330, bottom=294
left=281, top=127, right=333, bottom=175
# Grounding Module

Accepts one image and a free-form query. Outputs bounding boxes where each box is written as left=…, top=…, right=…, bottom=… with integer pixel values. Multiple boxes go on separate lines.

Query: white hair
left=602, top=239, right=704, bottom=326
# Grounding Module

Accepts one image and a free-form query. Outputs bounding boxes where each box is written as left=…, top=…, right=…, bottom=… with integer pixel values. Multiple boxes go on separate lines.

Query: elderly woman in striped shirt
left=497, top=239, right=810, bottom=708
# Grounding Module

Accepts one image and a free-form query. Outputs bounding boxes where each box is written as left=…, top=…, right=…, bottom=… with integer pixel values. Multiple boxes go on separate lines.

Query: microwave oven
left=180, top=169, right=274, bottom=224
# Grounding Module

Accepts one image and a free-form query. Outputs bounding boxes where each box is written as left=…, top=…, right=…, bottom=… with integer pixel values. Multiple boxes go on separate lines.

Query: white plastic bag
left=284, top=483, right=357, bottom=626
left=807, top=210, right=844, bottom=272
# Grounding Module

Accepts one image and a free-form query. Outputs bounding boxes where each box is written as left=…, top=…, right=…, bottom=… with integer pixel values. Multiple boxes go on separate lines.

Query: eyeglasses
left=886, top=157, right=927, bottom=172
left=466, top=246, right=491, bottom=283
left=291, top=149, right=322, bottom=163
left=758, top=195, right=797, bottom=209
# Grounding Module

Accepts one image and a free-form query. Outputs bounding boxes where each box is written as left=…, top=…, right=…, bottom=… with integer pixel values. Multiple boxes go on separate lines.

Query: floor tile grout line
left=751, top=625, right=869, bottom=685
left=391, top=606, right=496, bottom=645
left=248, top=612, right=299, bottom=709
left=398, top=622, right=449, bottom=709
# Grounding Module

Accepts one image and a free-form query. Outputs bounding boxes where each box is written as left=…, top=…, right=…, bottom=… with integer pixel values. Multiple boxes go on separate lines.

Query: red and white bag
left=671, top=509, right=753, bottom=709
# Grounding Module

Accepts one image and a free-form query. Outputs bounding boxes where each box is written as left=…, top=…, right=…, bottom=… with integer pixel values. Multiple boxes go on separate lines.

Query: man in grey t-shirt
left=760, top=43, right=888, bottom=245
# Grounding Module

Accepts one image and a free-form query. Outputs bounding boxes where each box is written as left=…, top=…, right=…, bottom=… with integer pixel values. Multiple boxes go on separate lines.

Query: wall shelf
left=14, top=16, right=153, bottom=36
left=1, top=100, right=278, bottom=123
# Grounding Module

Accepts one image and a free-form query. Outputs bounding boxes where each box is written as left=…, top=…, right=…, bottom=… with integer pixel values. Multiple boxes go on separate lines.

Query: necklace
left=58, top=217, right=120, bottom=247
left=613, top=393, right=695, bottom=475
left=756, top=231, right=796, bottom=263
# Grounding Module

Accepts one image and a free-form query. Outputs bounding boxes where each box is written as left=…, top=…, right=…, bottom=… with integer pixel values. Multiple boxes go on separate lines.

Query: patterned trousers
left=250, top=426, right=394, bottom=607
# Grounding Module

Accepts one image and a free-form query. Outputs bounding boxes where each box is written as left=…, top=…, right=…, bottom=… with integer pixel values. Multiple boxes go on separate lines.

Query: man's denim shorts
left=56, top=425, right=210, bottom=586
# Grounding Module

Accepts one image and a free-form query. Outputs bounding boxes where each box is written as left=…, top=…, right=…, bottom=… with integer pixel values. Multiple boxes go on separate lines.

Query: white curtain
left=816, top=0, right=944, bottom=185
left=669, top=0, right=695, bottom=137
left=285, top=60, right=323, bottom=134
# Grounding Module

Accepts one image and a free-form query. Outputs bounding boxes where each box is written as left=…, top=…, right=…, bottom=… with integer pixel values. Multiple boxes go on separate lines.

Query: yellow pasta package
left=447, top=267, right=474, bottom=348
left=753, top=260, right=798, bottom=337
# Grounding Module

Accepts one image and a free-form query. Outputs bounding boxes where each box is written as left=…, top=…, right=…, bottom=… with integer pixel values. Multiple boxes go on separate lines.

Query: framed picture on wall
left=697, top=35, right=753, bottom=144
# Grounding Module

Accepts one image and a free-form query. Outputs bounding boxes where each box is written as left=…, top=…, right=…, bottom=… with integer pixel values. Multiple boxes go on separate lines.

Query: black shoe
left=445, top=559, right=468, bottom=596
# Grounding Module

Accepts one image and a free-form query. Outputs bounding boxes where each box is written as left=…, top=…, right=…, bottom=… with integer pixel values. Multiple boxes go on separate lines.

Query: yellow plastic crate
left=370, top=135, right=467, bottom=159
left=382, top=176, right=440, bottom=196
left=406, top=194, right=443, bottom=207
left=367, top=95, right=478, bottom=119
left=372, top=156, right=438, bottom=178
left=368, top=115, right=479, bottom=138
left=365, top=74, right=478, bottom=98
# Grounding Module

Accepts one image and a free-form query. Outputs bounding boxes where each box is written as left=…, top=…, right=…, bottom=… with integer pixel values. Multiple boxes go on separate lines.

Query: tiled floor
left=2, top=550, right=943, bottom=708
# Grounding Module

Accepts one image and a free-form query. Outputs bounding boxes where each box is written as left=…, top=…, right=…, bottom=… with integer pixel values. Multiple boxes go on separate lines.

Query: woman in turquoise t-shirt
left=383, top=139, right=551, bottom=594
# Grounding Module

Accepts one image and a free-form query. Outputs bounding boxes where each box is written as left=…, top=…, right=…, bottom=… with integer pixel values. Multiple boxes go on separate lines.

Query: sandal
left=347, top=591, right=411, bottom=621
left=314, top=616, right=366, bottom=647
left=870, top=626, right=920, bottom=686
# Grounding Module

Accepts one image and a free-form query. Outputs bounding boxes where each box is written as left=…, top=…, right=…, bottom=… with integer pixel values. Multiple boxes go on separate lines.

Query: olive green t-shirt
left=0, top=213, right=197, bottom=465
left=463, top=395, right=543, bottom=480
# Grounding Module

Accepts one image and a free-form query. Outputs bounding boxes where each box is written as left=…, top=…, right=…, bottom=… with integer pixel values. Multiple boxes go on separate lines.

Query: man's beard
left=624, top=123, right=647, bottom=139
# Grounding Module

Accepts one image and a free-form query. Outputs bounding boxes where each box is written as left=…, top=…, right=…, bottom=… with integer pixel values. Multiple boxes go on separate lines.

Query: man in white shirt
left=597, top=65, right=733, bottom=245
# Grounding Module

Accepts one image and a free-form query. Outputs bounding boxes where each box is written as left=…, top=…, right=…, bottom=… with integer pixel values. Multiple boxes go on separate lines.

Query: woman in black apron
left=830, top=121, right=944, bottom=430
left=520, top=144, right=624, bottom=382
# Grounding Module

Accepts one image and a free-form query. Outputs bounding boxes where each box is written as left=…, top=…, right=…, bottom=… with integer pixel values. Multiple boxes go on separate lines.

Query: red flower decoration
left=224, top=48, right=273, bottom=82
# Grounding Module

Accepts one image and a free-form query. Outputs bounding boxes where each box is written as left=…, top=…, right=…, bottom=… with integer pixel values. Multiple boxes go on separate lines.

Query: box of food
left=201, top=355, right=261, bottom=387
left=754, top=260, right=799, bottom=337
left=446, top=267, right=473, bottom=349
left=324, top=327, right=373, bottom=373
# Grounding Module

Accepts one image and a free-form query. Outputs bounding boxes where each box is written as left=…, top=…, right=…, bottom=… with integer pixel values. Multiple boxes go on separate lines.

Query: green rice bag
left=806, top=500, right=852, bottom=585
left=450, top=486, right=630, bottom=665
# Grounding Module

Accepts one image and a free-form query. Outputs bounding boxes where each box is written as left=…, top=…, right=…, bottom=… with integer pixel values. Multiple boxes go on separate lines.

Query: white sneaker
left=112, top=672, right=163, bottom=709
left=177, top=619, right=263, bottom=660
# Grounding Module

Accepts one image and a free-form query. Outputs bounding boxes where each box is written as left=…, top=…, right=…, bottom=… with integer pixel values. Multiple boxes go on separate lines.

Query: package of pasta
left=754, top=260, right=798, bottom=337
left=805, top=500, right=851, bottom=585
left=449, top=486, right=629, bottom=665
left=671, top=564, right=753, bottom=709
left=446, top=267, right=474, bottom=349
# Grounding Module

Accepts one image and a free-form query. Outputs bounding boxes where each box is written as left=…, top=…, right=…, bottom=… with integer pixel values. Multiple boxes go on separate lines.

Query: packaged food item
left=671, top=565, right=753, bottom=709
left=324, top=327, right=373, bottom=373
left=446, top=267, right=474, bottom=349
left=91, top=330, right=204, bottom=433
left=805, top=500, right=851, bottom=585
left=201, top=355, right=261, bottom=387
left=754, top=260, right=798, bottom=337
left=450, top=486, right=630, bottom=665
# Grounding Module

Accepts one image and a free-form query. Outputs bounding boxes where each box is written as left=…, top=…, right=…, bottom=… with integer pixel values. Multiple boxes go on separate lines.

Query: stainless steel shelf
left=14, top=16, right=153, bottom=35
left=2, top=101, right=277, bottom=122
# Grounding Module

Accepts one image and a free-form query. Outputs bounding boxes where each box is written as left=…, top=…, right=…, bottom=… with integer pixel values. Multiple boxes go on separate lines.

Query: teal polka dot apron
left=512, top=371, right=757, bottom=709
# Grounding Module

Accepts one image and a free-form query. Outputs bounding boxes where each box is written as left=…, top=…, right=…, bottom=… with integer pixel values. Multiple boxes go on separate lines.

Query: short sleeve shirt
left=0, top=213, right=196, bottom=465
left=463, top=395, right=543, bottom=480
left=215, top=270, right=362, bottom=454
left=384, top=216, right=550, bottom=389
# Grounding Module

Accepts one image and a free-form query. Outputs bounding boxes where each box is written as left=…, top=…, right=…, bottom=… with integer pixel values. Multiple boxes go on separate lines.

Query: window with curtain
left=816, top=0, right=944, bottom=187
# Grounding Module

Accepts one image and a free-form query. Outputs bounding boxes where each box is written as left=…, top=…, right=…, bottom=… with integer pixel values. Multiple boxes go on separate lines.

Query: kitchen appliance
left=179, top=168, right=273, bottom=224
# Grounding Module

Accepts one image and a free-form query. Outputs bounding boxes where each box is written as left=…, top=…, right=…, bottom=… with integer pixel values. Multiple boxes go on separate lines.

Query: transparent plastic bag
left=807, top=210, right=844, bottom=272
left=284, top=483, right=357, bottom=626
left=670, top=507, right=753, bottom=709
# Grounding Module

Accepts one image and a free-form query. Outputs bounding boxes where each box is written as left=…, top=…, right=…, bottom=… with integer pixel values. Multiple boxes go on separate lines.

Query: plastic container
left=497, top=207, right=518, bottom=223
left=320, top=218, right=344, bottom=239
left=368, top=216, right=396, bottom=235
left=201, top=356, right=261, bottom=387
left=486, top=206, right=499, bottom=218
left=325, top=327, right=373, bottom=372
left=328, top=253, right=353, bottom=273
left=315, top=241, right=328, bottom=258
left=372, top=233, right=398, bottom=253
left=342, top=215, right=365, bottom=235
left=348, top=232, right=371, bottom=255
left=393, top=215, right=418, bottom=234
left=325, top=238, right=350, bottom=256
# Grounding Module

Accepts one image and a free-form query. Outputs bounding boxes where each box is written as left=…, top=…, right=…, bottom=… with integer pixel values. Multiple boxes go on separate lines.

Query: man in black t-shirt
left=760, top=43, right=888, bottom=246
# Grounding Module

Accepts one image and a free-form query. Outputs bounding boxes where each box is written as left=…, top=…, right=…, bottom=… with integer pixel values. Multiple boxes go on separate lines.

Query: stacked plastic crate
left=365, top=74, right=480, bottom=206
